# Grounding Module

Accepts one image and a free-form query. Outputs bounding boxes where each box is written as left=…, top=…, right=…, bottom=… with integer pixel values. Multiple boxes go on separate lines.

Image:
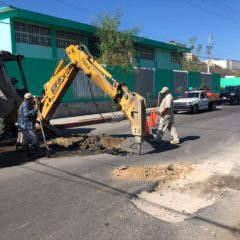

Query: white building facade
left=207, top=59, right=240, bottom=71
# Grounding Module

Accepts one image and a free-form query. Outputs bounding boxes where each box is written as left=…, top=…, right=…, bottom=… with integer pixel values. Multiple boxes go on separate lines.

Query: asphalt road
left=0, top=105, right=240, bottom=240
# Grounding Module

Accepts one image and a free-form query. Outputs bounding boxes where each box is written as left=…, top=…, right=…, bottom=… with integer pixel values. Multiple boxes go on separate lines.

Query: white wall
left=211, top=59, right=227, bottom=68
left=0, top=18, right=12, bottom=52
left=207, top=59, right=240, bottom=71
left=231, top=60, right=240, bottom=71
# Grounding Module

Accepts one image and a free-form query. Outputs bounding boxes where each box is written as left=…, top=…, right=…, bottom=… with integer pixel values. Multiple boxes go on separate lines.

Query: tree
left=93, top=10, right=140, bottom=70
left=235, top=71, right=240, bottom=77
left=181, top=36, right=204, bottom=72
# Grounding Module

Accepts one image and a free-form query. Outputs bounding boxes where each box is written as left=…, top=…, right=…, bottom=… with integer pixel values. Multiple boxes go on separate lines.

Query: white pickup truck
left=174, top=90, right=220, bottom=114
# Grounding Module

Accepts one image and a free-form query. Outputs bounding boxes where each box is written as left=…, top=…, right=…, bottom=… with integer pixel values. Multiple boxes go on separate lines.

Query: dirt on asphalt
left=112, top=162, right=193, bottom=181
left=47, top=134, right=130, bottom=156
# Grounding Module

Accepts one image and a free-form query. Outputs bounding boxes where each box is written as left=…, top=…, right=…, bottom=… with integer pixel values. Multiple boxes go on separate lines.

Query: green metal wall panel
left=155, top=69, right=174, bottom=96
left=106, top=66, right=134, bottom=92
left=220, top=78, right=240, bottom=88
left=211, top=74, right=220, bottom=92
left=188, top=71, right=201, bottom=89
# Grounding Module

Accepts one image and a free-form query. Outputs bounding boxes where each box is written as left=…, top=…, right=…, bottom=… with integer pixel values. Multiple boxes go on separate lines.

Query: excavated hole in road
left=47, top=134, right=130, bottom=156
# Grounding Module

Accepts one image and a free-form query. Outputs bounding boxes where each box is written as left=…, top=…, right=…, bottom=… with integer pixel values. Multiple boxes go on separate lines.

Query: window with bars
left=14, top=21, right=51, bottom=46
left=171, top=52, right=181, bottom=64
left=56, top=30, right=84, bottom=48
left=136, top=45, right=154, bottom=60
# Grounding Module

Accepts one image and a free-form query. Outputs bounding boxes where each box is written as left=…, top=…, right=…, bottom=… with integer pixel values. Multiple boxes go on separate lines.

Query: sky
left=0, top=0, right=239, bottom=60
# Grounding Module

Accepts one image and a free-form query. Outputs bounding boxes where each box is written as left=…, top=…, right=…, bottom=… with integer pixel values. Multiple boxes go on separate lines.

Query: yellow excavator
left=36, top=44, right=146, bottom=153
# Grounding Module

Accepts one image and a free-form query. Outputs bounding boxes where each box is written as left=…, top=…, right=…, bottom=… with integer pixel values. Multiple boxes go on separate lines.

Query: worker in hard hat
left=153, top=87, right=179, bottom=144
left=16, top=92, right=38, bottom=149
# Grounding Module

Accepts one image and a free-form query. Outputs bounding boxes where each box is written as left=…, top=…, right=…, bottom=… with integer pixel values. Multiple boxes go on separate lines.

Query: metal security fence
left=200, top=73, right=212, bottom=89
left=134, top=68, right=154, bottom=97
left=173, top=70, right=188, bottom=96
left=72, top=70, right=105, bottom=99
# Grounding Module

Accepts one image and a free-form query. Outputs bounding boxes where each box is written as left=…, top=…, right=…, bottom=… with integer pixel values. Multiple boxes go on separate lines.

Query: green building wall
left=5, top=57, right=73, bottom=102
left=156, top=49, right=181, bottom=70
left=15, top=43, right=53, bottom=59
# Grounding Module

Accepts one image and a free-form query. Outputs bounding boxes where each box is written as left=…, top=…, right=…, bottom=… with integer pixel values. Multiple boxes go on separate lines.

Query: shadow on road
left=0, top=147, right=47, bottom=168
left=142, top=135, right=200, bottom=154
left=177, top=108, right=222, bottom=115
left=0, top=127, right=98, bottom=169
left=21, top=161, right=240, bottom=235
left=110, top=134, right=133, bottom=138
left=144, top=141, right=180, bottom=154
left=180, top=135, right=200, bottom=143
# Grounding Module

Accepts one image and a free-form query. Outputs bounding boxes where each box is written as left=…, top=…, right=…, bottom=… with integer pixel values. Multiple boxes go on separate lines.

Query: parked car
left=174, top=90, right=221, bottom=114
left=218, top=86, right=240, bottom=105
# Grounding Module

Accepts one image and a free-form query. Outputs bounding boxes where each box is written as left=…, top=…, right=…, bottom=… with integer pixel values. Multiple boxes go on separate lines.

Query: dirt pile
left=47, top=134, right=129, bottom=155
left=112, top=162, right=192, bottom=181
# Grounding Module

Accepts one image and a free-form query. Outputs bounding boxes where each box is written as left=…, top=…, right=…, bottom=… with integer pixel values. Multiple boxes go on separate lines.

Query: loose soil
left=112, top=162, right=193, bottom=181
left=47, top=134, right=130, bottom=156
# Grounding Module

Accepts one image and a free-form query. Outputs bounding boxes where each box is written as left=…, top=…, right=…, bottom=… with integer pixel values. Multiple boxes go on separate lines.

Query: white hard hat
left=24, top=92, right=33, bottom=99
left=160, top=87, right=169, bottom=94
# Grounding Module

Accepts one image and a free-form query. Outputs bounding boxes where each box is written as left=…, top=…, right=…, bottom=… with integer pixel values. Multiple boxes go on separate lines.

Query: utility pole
left=207, top=34, right=212, bottom=73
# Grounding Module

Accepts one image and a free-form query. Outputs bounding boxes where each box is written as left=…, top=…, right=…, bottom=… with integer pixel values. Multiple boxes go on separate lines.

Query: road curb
left=52, top=110, right=152, bottom=129
left=53, top=116, right=113, bottom=129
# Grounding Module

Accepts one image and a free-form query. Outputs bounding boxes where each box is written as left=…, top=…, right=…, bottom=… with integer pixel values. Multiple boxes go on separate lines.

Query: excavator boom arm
left=40, top=44, right=146, bottom=144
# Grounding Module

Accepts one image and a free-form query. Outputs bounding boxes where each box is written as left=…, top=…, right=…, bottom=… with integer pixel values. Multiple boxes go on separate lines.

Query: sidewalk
left=50, top=108, right=156, bottom=129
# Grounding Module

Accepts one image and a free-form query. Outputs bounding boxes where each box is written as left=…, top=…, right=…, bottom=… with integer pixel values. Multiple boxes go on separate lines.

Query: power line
left=0, top=0, right=11, bottom=6
left=54, top=0, right=167, bottom=42
left=55, top=0, right=99, bottom=18
left=182, top=0, right=240, bottom=24
left=213, top=0, right=240, bottom=16
left=201, top=0, right=240, bottom=19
